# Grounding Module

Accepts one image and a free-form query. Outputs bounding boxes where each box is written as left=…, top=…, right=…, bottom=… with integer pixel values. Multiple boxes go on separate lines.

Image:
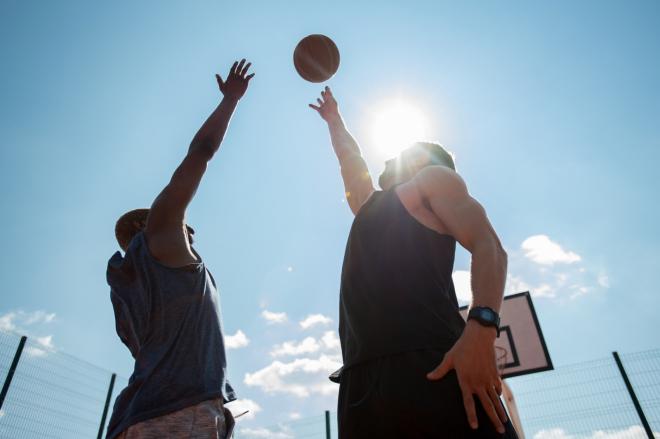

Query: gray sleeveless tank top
left=105, top=232, right=235, bottom=439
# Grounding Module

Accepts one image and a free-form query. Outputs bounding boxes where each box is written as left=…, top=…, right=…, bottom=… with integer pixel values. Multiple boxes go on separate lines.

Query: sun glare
left=369, top=100, right=429, bottom=158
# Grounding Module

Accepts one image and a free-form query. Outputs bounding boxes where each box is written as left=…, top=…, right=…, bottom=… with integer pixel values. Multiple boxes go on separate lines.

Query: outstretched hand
left=309, top=86, right=340, bottom=122
left=216, top=59, right=255, bottom=101
left=426, top=322, right=508, bottom=434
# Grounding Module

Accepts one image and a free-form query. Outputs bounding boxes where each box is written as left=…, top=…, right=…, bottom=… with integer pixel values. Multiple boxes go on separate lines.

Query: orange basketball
left=293, top=34, right=340, bottom=83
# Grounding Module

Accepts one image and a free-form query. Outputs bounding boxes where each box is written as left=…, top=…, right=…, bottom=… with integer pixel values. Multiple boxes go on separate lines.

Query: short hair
left=414, top=142, right=456, bottom=170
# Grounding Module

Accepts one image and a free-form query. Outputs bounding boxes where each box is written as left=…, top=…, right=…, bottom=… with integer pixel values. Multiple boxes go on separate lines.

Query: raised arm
left=145, top=59, right=254, bottom=267
left=309, top=87, right=374, bottom=215
left=418, top=166, right=509, bottom=434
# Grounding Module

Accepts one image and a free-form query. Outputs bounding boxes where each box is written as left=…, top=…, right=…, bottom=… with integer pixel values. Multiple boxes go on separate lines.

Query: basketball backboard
left=460, top=291, right=553, bottom=379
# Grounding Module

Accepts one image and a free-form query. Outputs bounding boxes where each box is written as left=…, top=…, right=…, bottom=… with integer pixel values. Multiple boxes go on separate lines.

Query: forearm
left=326, top=115, right=362, bottom=162
left=189, top=96, right=239, bottom=159
left=469, top=238, right=507, bottom=313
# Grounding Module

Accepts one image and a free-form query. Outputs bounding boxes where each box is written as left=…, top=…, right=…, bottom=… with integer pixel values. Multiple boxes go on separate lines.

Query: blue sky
left=1, top=0, right=659, bottom=437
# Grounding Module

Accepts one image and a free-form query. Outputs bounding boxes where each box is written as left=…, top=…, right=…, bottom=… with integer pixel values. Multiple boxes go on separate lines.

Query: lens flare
left=369, top=100, right=428, bottom=158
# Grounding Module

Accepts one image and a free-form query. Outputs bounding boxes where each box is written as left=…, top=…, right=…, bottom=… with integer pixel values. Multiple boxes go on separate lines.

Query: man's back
left=106, top=232, right=234, bottom=439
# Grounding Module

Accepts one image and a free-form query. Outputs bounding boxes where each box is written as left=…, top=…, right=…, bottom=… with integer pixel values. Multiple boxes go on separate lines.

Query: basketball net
left=495, top=346, right=508, bottom=372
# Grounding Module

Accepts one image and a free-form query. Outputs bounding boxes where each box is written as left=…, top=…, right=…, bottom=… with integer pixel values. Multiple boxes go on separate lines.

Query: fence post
left=612, top=351, right=653, bottom=439
left=97, top=373, right=116, bottom=439
left=325, top=410, right=331, bottom=439
left=0, top=335, right=27, bottom=412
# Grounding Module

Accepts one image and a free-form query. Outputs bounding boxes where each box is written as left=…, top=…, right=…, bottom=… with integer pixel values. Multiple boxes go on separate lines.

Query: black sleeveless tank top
left=339, top=188, right=466, bottom=368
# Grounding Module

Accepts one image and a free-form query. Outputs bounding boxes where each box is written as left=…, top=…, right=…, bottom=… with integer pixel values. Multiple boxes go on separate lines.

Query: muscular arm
left=419, top=168, right=507, bottom=313
left=310, top=87, right=374, bottom=214
left=419, top=166, right=509, bottom=433
left=145, top=59, right=254, bottom=267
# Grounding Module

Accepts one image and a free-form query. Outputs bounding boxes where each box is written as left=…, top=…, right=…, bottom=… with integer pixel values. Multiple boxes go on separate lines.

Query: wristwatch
left=467, top=306, right=500, bottom=336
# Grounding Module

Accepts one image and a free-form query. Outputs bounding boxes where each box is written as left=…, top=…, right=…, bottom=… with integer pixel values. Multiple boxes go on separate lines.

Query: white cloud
left=0, top=409, right=4, bottom=418
left=225, top=330, right=250, bottom=349
left=533, top=426, right=657, bottom=439
left=0, top=313, right=15, bottom=332
left=503, top=234, right=610, bottom=301
left=289, top=412, right=301, bottom=420
left=244, top=354, right=342, bottom=398
left=25, top=335, right=56, bottom=358
left=0, top=311, right=57, bottom=356
left=0, top=310, right=56, bottom=333
left=506, top=275, right=531, bottom=295
left=522, top=235, right=581, bottom=265
left=271, top=337, right=320, bottom=357
left=534, top=283, right=554, bottom=298
left=226, top=398, right=261, bottom=421
left=321, top=331, right=341, bottom=351
left=239, top=426, right=294, bottom=439
left=299, top=314, right=332, bottom=330
left=261, top=310, right=288, bottom=324
left=452, top=270, right=472, bottom=303
left=23, top=311, right=56, bottom=325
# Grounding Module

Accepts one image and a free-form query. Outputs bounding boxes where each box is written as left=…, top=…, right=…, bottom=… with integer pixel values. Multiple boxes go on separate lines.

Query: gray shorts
left=117, top=399, right=235, bottom=439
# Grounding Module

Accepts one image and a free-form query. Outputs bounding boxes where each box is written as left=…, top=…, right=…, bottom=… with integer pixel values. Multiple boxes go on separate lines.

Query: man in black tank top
left=310, top=88, right=518, bottom=438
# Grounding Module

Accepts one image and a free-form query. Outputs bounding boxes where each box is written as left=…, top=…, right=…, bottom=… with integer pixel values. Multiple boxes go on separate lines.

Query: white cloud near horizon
left=0, top=310, right=57, bottom=356
left=0, top=310, right=56, bottom=333
left=261, top=310, right=288, bottom=324
left=321, top=331, right=340, bottom=350
left=299, top=314, right=332, bottom=330
left=244, top=354, right=342, bottom=398
left=522, top=235, right=581, bottom=265
left=271, top=337, right=320, bottom=357
left=246, top=327, right=342, bottom=398
left=225, top=330, right=250, bottom=349
left=533, top=425, right=657, bottom=439
left=239, top=426, right=294, bottom=439
left=452, top=270, right=472, bottom=303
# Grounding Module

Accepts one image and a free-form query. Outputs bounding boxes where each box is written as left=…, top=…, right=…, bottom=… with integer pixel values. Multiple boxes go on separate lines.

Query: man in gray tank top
left=106, top=59, right=254, bottom=439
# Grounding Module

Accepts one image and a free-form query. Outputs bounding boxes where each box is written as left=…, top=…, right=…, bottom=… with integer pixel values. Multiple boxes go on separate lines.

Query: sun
left=369, top=99, right=429, bottom=158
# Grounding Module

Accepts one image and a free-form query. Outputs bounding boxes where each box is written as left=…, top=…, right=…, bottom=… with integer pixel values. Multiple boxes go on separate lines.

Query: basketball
left=293, top=34, right=340, bottom=83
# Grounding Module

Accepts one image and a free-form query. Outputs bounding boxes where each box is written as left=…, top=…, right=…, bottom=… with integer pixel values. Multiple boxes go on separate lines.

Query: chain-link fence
left=240, top=351, right=660, bottom=439
left=0, top=332, right=126, bottom=439
left=1, top=329, right=658, bottom=438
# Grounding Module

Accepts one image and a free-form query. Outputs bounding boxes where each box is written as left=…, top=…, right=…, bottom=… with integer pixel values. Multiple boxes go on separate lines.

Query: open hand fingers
left=461, top=390, right=478, bottom=430
left=215, top=74, right=224, bottom=90
left=477, top=388, right=505, bottom=434
left=240, top=62, right=252, bottom=77
left=309, top=103, right=321, bottom=112
left=426, top=354, right=452, bottom=381
left=489, top=386, right=508, bottom=423
left=235, top=59, right=246, bottom=76
left=229, top=61, right=239, bottom=76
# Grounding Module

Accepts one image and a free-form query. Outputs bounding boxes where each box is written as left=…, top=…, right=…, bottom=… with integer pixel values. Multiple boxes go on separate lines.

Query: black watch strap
left=467, top=306, right=501, bottom=336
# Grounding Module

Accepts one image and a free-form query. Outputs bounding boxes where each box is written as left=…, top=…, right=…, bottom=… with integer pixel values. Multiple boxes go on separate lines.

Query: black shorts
left=337, top=349, right=519, bottom=439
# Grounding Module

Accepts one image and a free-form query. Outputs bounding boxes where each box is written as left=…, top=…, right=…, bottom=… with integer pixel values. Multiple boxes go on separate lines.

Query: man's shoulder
left=413, top=166, right=468, bottom=199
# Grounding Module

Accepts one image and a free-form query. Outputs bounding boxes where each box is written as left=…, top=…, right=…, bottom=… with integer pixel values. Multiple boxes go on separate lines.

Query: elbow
left=188, top=140, right=215, bottom=162
left=498, top=244, right=508, bottom=273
